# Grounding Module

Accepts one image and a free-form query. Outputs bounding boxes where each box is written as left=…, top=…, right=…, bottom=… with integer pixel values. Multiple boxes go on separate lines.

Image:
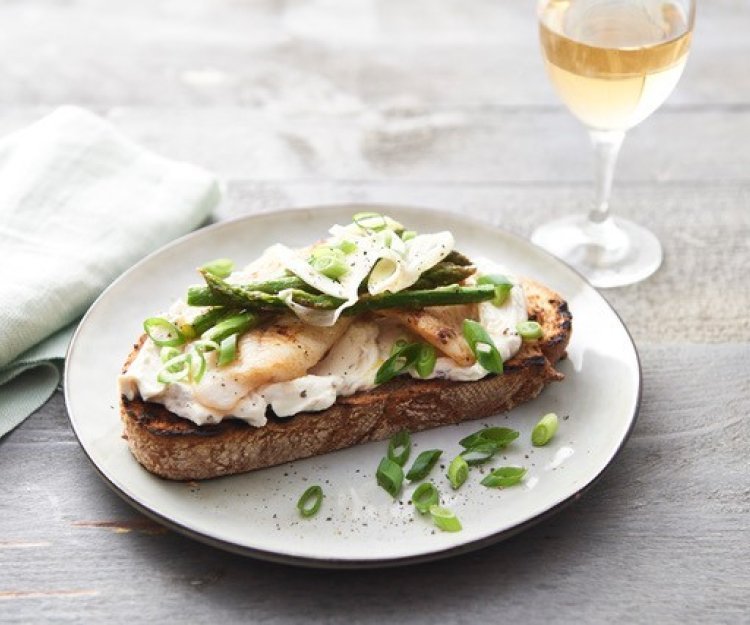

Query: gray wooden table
left=1, top=1, right=748, bottom=623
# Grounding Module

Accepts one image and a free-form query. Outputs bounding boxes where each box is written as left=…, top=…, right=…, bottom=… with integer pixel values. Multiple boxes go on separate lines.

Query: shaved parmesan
left=278, top=289, right=340, bottom=327
left=367, top=231, right=454, bottom=295
left=269, top=224, right=455, bottom=326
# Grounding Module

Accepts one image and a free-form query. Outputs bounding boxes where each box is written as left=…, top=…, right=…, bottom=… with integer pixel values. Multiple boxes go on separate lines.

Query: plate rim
left=63, top=203, right=642, bottom=569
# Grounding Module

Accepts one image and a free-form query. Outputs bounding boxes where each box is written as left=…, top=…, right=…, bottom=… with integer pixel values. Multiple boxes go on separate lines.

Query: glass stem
left=588, top=129, right=626, bottom=224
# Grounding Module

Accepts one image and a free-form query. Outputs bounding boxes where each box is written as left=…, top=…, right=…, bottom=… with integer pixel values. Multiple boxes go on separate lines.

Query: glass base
left=530, top=214, right=662, bottom=288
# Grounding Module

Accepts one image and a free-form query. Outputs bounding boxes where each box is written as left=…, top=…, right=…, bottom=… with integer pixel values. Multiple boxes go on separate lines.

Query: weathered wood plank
left=0, top=345, right=748, bottom=624
left=1, top=107, right=749, bottom=187
left=0, top=0, right=746, bottom=108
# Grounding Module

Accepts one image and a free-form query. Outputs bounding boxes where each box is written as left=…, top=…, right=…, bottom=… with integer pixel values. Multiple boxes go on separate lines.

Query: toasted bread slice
left=120, top=278, right=572, bottom=480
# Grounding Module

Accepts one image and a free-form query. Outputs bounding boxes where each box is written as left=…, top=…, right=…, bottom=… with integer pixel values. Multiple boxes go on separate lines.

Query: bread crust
left=120, top=279, right=572, bottom=480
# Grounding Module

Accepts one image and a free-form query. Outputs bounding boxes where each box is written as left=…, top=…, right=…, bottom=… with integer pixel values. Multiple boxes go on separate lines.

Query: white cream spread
left=118, top=248, right=528, bottom=428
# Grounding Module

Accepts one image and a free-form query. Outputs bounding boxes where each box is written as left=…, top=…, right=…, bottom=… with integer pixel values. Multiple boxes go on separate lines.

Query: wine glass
left=532, top=0, right=696, bottom=287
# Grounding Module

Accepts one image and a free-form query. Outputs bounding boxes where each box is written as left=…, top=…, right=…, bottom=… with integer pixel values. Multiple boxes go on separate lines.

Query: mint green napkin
left=0, top=106, right=220, bottom=437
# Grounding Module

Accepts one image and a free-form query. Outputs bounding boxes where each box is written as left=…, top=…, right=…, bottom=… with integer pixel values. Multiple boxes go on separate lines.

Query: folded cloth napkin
left=0, top=106, right=220, bottom=437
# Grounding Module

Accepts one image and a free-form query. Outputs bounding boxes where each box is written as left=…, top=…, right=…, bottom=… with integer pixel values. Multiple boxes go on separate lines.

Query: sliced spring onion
left=336, top=239, right=357, bottom=254
left=375, top=342, right=423, bottom=385
left=447, top=455, right=469, bottom=490
left=387, top=430, right=411, bottom=467
left=352, top=212, right=404, bottom=233
left=376, top=457, right=404, bottom=498
left=144, top=317, right=186, bottom=348
left=189, top=349, right=207, bottom=383
left=477, top=274, right=514, bottom=306
left=462, top=319, right=503, bottom=374
left=353, top=211, right=387, bottom=231
left=310, top=246, right=348, bottom=280
left=200, top=258, right=234, bottom=279
left=191, top=339, right=220, bottom=353
left=177, top=322, right=197, bottom=341
left=297, top=485, right=324, bottom=518
left=429, top=505, right=462, bottom=532
left=459, top=442, right=498, bottom=466
left=459, top=427, right=519, bottom=450
left=415, top=344, right=437, bottom=378
left=202, top=312, right=258, bottom=343
left=480, top=466, right=527, bottom=489
left=406, top=449, right=442, bottom=482
left=412, top=482, right=440, bottom=514
left=401, top=230, right=417, bottom=241
left=157, top=354, right=191, bottom=384
left=160, top=346, right=180, bottom=363
left=517, top=320, right=543, bottom=340
left=352, top=211, right=402, bottom=233
left=217, top=333, right=238, bottom=367
left=532, top=412, right=559, bottom=446
left=390, top=338, right=409, bottom=356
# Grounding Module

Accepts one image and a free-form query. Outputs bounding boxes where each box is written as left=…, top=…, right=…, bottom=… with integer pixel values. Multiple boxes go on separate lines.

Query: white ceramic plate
left=65, top=205, right=640, bottom=568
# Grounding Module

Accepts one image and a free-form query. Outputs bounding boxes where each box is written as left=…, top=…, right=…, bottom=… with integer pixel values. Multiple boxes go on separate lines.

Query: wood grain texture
left=1, top=0, right=749, bottom=622
left=0, top=0, right=746, bottom=108
left=1, top=107, right=749, bottom=185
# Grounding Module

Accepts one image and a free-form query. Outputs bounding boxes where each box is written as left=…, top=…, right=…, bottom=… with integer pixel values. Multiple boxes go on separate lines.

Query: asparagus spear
left=188, top=261, right=476, bottom=307
left=200, top=270, right=495, bottom=314
left=347, top=285, right=494, bottom=315
left=229, top=275, right=314, bottom=294
left=410, top=263, right=475, bottom=290
left=288, top=284, right=495, bottom=315
left=202, top=311, right=261, bottom=342
left=444, top=250, right=473, bottom=266
left=199, top=271, right=305, bottom=311
left=187, top=275, right=314, bottom=306
left=190, top=307, right=238, bottom=336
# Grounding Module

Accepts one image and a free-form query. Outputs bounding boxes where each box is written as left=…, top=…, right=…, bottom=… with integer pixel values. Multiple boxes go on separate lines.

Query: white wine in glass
left=532, top=0, right=695, bottom=287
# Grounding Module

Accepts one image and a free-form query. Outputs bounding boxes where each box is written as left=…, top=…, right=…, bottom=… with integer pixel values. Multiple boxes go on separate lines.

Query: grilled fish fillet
left=193, top=315, right=352, bottom=411
left=377, top=304, right=478, bottom=366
